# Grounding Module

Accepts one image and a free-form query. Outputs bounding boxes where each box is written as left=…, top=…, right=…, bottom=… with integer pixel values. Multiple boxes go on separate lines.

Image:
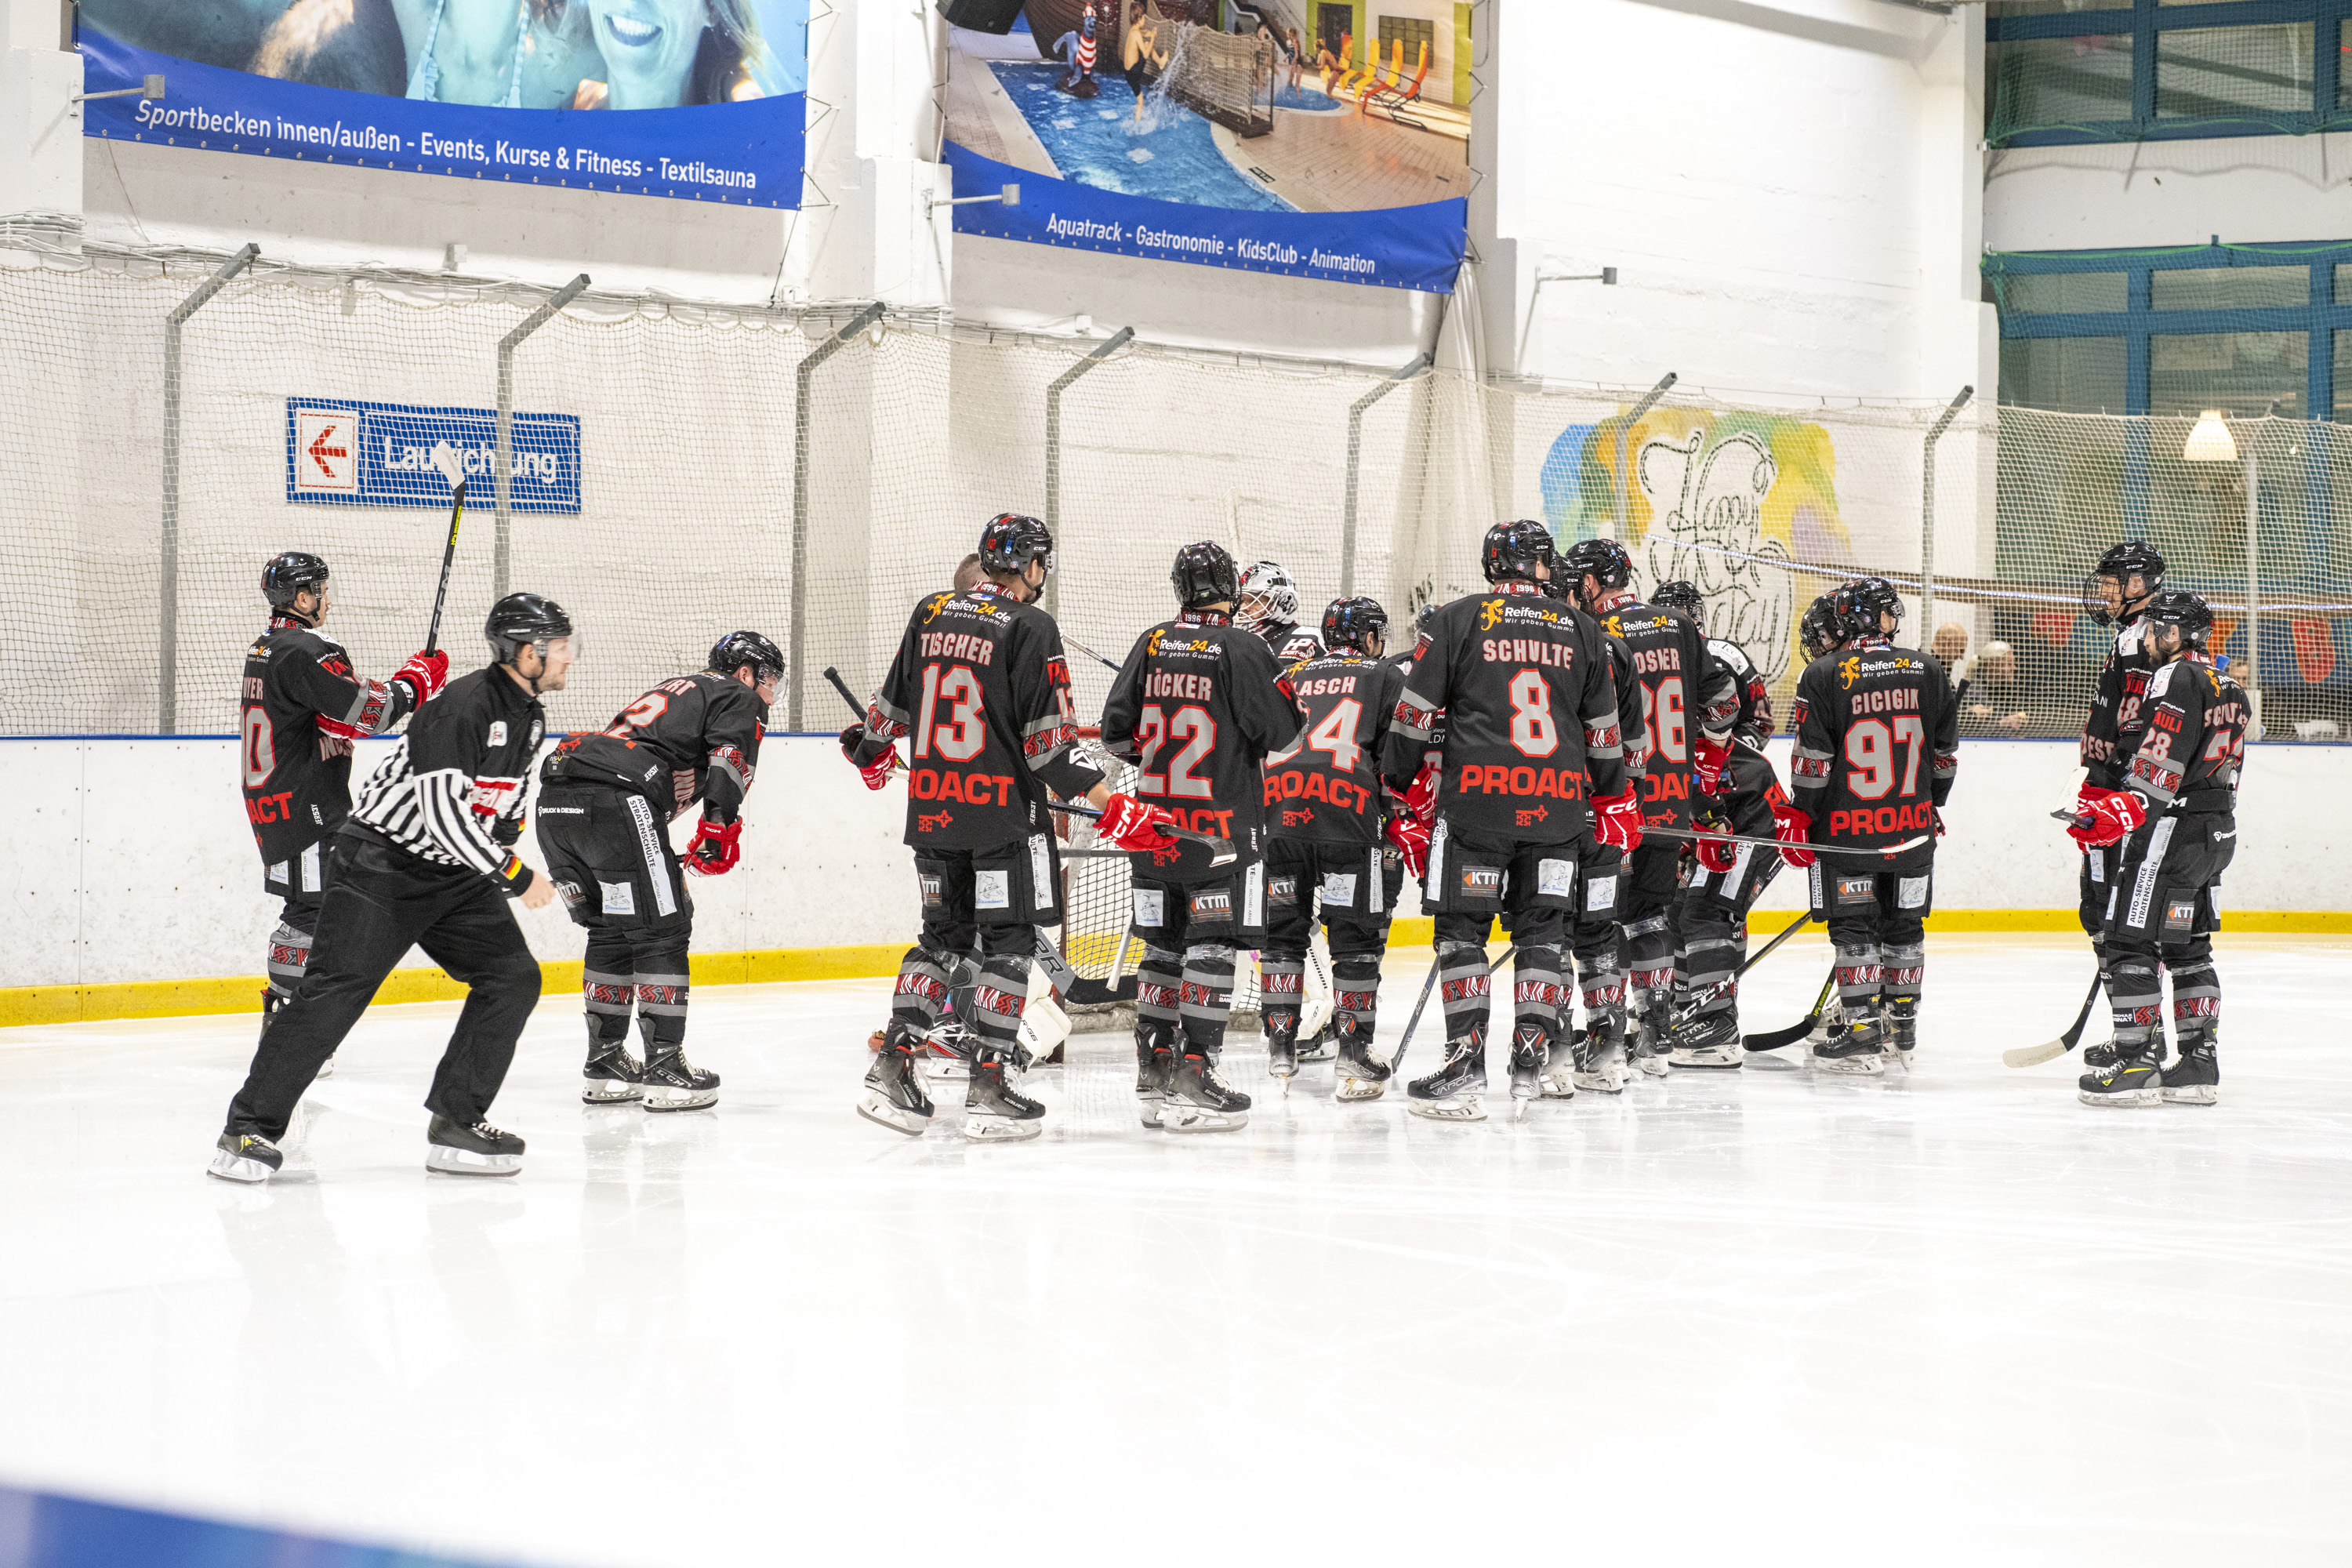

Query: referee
left=209, top=593, right=573, bottom=1184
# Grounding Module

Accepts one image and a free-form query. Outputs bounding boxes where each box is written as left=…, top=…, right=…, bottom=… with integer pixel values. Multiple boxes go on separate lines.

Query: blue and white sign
left=285, top=397, right=582, bottom=514
left=78, top=3, right=804, bottom=209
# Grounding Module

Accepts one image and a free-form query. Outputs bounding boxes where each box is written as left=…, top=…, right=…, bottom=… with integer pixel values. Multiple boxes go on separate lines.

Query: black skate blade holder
left=1047, top=800, right=1236, bottom=867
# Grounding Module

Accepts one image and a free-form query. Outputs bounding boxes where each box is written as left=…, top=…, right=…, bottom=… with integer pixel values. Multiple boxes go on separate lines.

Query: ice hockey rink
left=2, top=932, right=2345, bottom=1567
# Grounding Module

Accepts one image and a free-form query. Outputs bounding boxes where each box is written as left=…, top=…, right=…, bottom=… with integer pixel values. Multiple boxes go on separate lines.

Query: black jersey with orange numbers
left=1101, top=610, right=1304, bottom=879
left=851, top=583, right=1103, bottom=852
left=1381, top=584, right=1628, bottom=845
left=1593, top=597, right=1736, bottom=834
left=1788, top=639, right=1958, bottom=850
left=1264, top=651, right=1406, bottom=846
left=2082, top=614, right=2161, bottom=789
left=238, top=615, right=420, bottom=895
left=2116, top=654, right=2247, bottom=819
left=542, top=671, right=768, bottom=822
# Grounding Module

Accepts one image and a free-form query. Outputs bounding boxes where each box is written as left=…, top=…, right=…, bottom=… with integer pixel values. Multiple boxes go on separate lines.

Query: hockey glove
left=1693, top=807, right=1737, bottom=873
left=1096, top=792, right=1181, bottom=855
left=1592, top=790, right=1643, bottom=852
left=2067, top=787, right=2145, bottom=849
left=839, top=724, right=898, bottom=791
left=1403, top=763, right=1441, bottom=830
left=685, top=815, right=742, bottom=876
left=1693, top=734, right=1732, bottom=797
left=1772, top=801, right=1816, bottom=868
left=492, top=813, right=524, bottom=849
left=390, top=648, right=450, bottom=706
left=1382, top=811, right=1431, bottom=879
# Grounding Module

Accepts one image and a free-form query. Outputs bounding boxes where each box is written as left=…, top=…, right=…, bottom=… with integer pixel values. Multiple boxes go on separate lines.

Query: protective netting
left=5, top=231, right=2350, bottom=986
left=1157, top=21, right=1275, bottom=136
left=1986, top=2, right=2347, bottom=146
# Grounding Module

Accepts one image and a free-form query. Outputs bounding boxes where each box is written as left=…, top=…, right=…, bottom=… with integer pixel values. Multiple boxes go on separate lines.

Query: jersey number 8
left=1508, top=670, right=1559, bottom=757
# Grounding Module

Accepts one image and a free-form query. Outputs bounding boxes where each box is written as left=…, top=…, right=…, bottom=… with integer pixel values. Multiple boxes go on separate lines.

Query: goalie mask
left=1235, top=561, right=1300, bottom=631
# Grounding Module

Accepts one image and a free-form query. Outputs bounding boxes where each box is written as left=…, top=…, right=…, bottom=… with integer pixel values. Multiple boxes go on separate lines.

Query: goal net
left=1154, top=22, right=1275, bottom=138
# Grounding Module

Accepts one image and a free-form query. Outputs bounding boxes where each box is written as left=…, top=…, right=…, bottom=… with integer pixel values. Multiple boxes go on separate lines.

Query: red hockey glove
left=390, top=648, right=449, bottom=706
left=685, top=815, right=742, bottom=876
left=839, top=724, right=898, bottom=791
left=2067, top=788, right=2145, bottom=849
left=1773, top=800, right=1817, bottom=868
left=1383, top=811, right=1431, bottom=879
left=1693, top=811, right=1737, bottom=873
left=1592, top=790, right=1643, bottom=852
left=1097, top=792, right=1181, bottom=854
left=1403, top=763, right=1440, bottom=829
left=1693, top=734, right=1732, bottom=797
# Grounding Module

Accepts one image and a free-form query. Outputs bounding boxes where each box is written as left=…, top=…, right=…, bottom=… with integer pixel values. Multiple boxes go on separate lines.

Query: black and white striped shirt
left=350, top=667, right=545, bottom=893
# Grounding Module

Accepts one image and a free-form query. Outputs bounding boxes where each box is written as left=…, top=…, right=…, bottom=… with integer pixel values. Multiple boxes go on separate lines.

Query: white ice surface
left=3, top=935, right=2349, bottom=1566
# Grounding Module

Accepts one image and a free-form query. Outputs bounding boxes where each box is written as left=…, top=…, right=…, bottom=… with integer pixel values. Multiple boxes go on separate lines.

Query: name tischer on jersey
left=917, top=630, right=996, bottom=666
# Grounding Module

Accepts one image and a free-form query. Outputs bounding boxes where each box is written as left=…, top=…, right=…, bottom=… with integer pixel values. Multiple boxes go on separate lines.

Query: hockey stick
left=1671, top=907, right=1814, bottom=1023
left=2002, top=971, right=2104, bottom=1069
left=1046, top=800, right=1236, bottom=866
left=822, top=666, right=867, bottom=724
left=1390, top=944, right=1516, bottom=1080
left=423, top=445, right=467, bottom=655
left=1744, top=969, right=1835, bottom=1051
left=1059, top=632, right=1123, bottom=673
left=1643, top=826, right=1933, bottom=860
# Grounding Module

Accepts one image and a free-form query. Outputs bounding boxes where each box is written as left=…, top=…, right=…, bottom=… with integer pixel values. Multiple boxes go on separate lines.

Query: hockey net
left=1152, top=23, right=1275, bottom=138
left=5, top=227, right=2351, bottom=1000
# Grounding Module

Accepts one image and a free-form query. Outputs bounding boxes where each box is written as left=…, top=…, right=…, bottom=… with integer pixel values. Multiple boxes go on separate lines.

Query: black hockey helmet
left=485, top=592, right=575, bottom=665
left=1236, top=561, right=1301, bottom=630
left=1798, top=592, right=1844, bottom=661
left=1416, top=600, right=1443, bottom=637
left=1482, top=519, right=1556, bottom=585
left=262, top=550, right=332, bottom=622
left=1831, top=575, right=1904, bottom=641
left=978, top=513, right=1054, bottom=576
left=1321, top=595, right=1388, bottom=655
left=2083, top=539, right=2167, bottom=626
left=709, top=630, right=783, bottom=685
left=1651, top=579, right=1704, bottom=621
left=2140, top=589, right=2214, bottom=650
left=1171, top=540, right=1240, bottom=610
left=1559, top=535, right=1635, bottom=594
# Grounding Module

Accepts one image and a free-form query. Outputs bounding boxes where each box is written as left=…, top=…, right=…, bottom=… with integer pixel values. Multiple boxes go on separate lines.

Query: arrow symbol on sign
left=307, top=424, right=347, bottom=477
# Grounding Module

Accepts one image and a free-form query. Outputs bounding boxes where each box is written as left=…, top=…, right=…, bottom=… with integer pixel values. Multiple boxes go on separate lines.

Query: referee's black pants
left=224, top=831, right=543, bottom=1142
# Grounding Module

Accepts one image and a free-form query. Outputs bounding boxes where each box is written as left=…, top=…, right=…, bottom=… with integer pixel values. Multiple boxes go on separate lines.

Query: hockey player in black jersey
left=539, top=631, right=780, bottom=1112
left=1785, top=577, right=1958, bottom=1075
left=1235, top=559, right=1328, bottom=664
left=844, top=515, right=1173, bottom=1142
left=209, top=594, right=571, bottom=1184
left=1650, top=579, right=1784, bottom=1067
left=1382, top=520, right=1639, bottom=1120
left=2072, top=592, right=2247, bottom=1107
left=1102, top=542, right=1306, bottom=1132
left=1258, top=596, right=1407, bottom=1097
left=1559, top=539, right=1738, bottom=1077
left=2074, top=540, right=2167, bottom=1069
left=238, top=551, right=448, bottom=1073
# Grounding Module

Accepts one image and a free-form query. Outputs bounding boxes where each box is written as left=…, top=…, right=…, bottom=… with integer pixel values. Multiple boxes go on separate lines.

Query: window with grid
left=1377, top=15, right=1434, bottom=65
left=1987, top=241, right=2352, bottom=418
left=1987, top=0, right=2350, bottom=146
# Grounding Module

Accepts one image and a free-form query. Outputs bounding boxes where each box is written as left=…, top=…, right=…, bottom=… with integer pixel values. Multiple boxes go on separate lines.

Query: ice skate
left=1812, top=1016, right=1886, bottom=1076
left=1264, top=1014, right=1299, bottom=1087
left=641, top=1047, right=719, bottom=1112
left=1507, top=1025, right=1547, bottom=1114
left=1885, top=1005, right=1918, bottom=1073
left=2080, top=1038, right=2119, bottom=1070
left=1163, top=1051, right=1251, bottom=1133
left=924, top=1016, right=975, bottom=1078
left=1668, top=1010, right=1743, bottom=1069
left=1333, top=1019, right=1390, bottom=1102
left=1628, top=1009, right=1671, bottom=1077
left=857, top=1029, right=935, bottom=1136
left=206, top=1131, right=282, bottom=1185
left=1406, top=1035, right=1487, bottom=1122
left=963, top=1055, right=1046, bottom=1142
left=581, top=1041, right=644, bottom=1105
left=1573, top=1029, right=1630, bottom=1094
left=426, top=1116, right=524, bottom=1176
left=1806, top=993, right=1846, bottom=1048
left=1135, top=1026, right=1174, bottom=1128
left=2161, top=1030, right=2219, bottom=1106
left=1537, top=1025, right=1580, bottom=1099
left=1295, top=1019, right=1337, bottom=1064
left=2079, top=1044, right=2163, bottom=1107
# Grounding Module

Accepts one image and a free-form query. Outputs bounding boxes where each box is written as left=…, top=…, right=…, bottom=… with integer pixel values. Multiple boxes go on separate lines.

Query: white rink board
left=0, top=937, right=2347, bottom=1566
left=2, top=735, right=2344, bottom=990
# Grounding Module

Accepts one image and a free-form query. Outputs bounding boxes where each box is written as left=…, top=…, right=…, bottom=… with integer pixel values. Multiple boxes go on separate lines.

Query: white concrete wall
left=4, top=735, right=2340, bottom=992
left=1985, top=134, right=2352, bottom=255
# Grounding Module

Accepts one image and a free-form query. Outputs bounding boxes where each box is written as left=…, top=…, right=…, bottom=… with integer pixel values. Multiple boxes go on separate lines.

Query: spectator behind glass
left=1933, top=622, right=1969, bottom=682
left=1958, top=640, right=2034, bottom=735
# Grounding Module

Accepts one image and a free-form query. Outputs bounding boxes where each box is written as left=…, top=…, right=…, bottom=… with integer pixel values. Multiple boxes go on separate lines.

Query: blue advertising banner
left=946, top=143, right=1465, bottom=296
left=78, top=4, right=804, bottom=209
left=285, top=397, right=582, bottom=514
left=939, top=12, right=1467, bottom=294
